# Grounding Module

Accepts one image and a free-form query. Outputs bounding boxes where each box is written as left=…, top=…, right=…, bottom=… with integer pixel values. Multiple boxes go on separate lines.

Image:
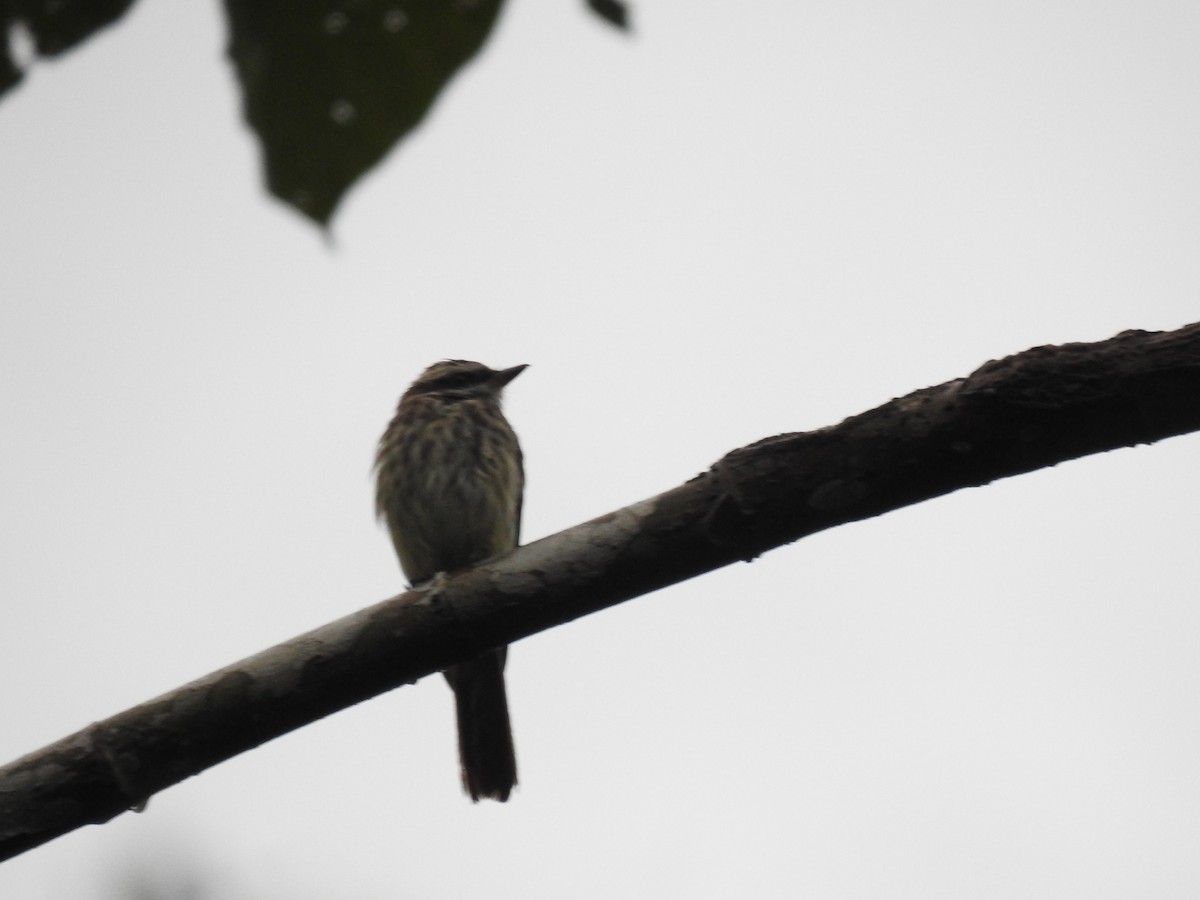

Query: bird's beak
left=491, top=364, right=528, bottom=388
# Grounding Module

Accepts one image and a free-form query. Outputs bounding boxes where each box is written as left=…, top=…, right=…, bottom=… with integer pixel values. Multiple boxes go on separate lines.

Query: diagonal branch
left=2, top=322, right=1198, bottom=862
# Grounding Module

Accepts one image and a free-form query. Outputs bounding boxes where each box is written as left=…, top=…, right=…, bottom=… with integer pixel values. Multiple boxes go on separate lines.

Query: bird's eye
left=435, top=371, right=481, bottom=390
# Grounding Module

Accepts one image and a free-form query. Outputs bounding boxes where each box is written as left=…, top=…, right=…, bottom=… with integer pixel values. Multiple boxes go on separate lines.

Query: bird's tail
left=445, top=649, right=517, bottom=802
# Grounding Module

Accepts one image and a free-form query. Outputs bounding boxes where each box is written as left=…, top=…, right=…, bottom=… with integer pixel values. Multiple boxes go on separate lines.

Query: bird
left=375, top=359, right=526, bottom=802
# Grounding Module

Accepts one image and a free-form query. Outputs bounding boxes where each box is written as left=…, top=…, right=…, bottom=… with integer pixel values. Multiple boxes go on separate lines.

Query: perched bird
left=375, top=360, right=526, bottom=802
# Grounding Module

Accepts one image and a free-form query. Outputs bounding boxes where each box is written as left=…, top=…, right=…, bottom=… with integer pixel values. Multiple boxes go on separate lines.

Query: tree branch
left=2, top=322, right=1198, bottom=862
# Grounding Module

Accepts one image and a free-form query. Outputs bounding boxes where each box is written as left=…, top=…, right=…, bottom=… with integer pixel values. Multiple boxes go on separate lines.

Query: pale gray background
left=2, top=1, right=1199, bottom=897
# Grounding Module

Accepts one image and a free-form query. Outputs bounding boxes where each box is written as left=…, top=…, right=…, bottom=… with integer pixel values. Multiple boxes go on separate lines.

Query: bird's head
left=405, top=360, right=528, bottom=402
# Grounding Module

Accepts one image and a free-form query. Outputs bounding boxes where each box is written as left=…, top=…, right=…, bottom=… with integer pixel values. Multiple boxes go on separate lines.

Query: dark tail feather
left=445, top=648, right=517, bottom=802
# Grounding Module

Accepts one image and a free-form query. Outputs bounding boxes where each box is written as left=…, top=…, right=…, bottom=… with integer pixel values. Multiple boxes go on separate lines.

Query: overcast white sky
left=2, top=1, right=1199, bottom=897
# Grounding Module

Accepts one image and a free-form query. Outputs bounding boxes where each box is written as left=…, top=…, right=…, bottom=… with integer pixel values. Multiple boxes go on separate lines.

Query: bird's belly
left=392, top=466, right=519, bottom=580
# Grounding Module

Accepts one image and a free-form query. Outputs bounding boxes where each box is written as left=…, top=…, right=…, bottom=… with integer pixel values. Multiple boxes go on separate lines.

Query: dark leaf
left=585, top=0, right=629, bottom=31
left=0, top=44, right=20, bottom=97
left=223, top=0, right=506, bottom=226
left=0, top=0, right=138, bottom=99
